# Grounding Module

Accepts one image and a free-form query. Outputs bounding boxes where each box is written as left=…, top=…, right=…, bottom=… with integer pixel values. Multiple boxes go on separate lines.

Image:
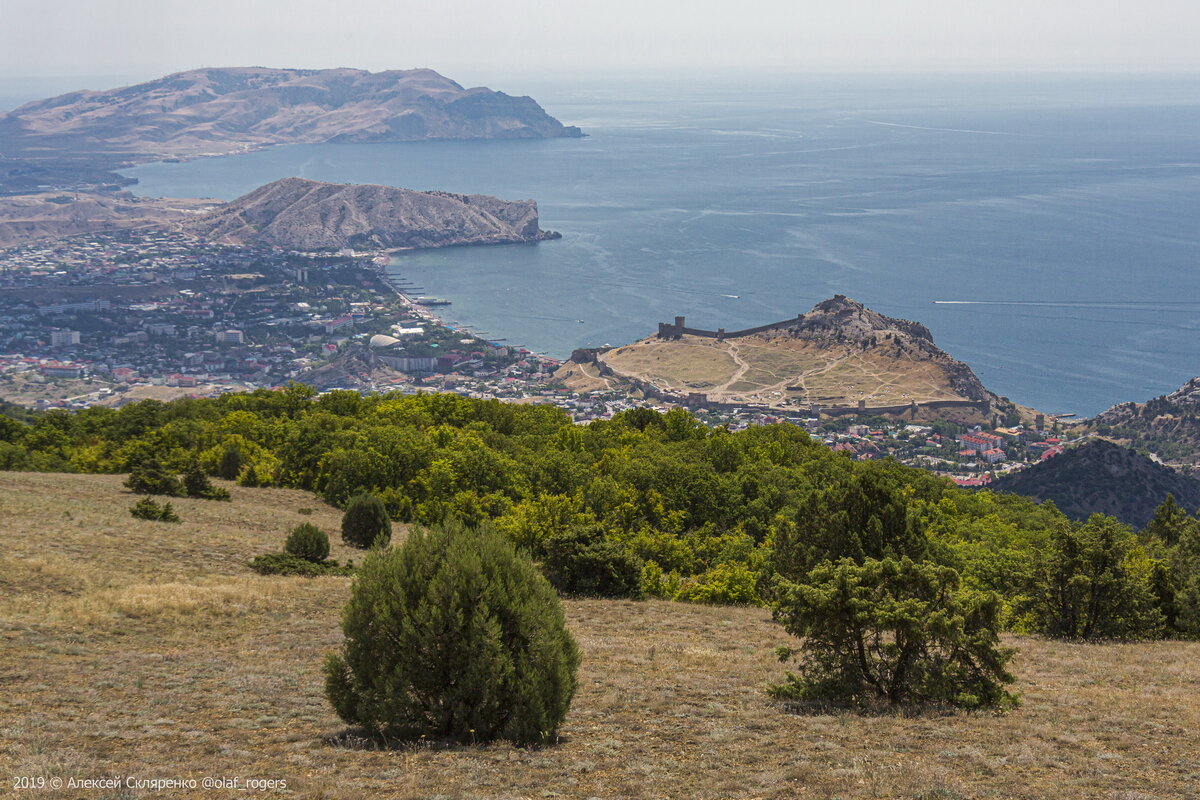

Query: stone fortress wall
left=655, top=315, right=803, bottom=341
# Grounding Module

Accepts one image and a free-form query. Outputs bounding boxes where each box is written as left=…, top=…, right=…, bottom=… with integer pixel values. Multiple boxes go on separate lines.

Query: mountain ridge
left=183, top=176, right=556, bottom=251
left=0, top=67, right=583, bottom=163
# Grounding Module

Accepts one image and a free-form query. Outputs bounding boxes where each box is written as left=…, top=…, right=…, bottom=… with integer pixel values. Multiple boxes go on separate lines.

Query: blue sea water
left=122, top=73, right=1200, bottom=415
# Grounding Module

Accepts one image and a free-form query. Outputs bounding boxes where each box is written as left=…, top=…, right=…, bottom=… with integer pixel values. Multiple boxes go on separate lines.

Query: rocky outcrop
left=792, top=295, right=936, bottom=343
left=780, top=297, right=988, bottom=399
left=184, top=177, right=556, bottom=251
left=0, top=67, right=583, bottom=161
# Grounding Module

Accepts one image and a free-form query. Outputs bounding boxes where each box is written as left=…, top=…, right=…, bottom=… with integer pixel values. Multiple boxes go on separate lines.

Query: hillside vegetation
left=2, top=471, right=1199, bottom=799
left=0, top=191, right=218, bottom=247
left=991, top=439, right=1200, bottom=527
left=2, top=385, right=1198, bottom=637
left=1090, top=377, right=1200, bottom=475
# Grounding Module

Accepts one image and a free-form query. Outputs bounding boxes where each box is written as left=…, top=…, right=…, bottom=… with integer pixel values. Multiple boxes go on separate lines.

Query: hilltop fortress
left=558, top=296, right=1024, bottom=425
left=655, top=314, right=812, bottom=342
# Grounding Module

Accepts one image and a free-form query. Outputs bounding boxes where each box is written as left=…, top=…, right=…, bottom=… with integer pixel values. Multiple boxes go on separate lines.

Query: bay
left=123, top=73, right=1200, bottom=415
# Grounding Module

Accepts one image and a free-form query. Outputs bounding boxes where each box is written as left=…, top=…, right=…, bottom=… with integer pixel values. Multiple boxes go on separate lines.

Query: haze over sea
left=120, top=74, right=1200, bottom=416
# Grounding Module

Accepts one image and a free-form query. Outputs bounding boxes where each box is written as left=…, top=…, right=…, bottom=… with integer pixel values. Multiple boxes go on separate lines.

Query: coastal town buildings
left=0, top=227, right=1080, bottom=485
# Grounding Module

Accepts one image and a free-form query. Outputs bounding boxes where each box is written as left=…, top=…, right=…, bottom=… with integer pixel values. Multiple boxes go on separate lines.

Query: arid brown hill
left=0, top=191, right=219, bottom=247
left=184, top=177, right=555, bottom=251
left=1089, top=378, right=1200, bottom=475
left=0, top=67, right=582, bottom=160
left=557, top=295, right=1030, bottom=425
left=990, top=439, right=1200, bottom=527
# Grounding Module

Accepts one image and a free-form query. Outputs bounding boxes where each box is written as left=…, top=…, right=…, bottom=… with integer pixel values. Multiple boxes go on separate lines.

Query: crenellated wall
left=657, top=315, right=804, bottom=341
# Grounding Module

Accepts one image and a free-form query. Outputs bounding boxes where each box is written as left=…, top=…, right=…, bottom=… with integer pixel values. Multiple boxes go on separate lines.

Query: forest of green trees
left=3, top=385, right=1200, bottom=644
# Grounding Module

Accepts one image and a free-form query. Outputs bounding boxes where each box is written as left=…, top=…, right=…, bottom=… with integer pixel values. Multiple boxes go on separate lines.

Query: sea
left=110, top=73, right=1200, bottom=416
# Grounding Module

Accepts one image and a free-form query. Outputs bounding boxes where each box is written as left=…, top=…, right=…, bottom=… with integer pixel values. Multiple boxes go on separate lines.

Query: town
left=0, top=228, right=1082, bottom=486
left=0, top=229, right=568, bottom=406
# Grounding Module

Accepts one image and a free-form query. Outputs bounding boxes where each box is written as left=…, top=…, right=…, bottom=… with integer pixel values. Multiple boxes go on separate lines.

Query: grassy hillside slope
left=2, top=472, right=1199, bottom=799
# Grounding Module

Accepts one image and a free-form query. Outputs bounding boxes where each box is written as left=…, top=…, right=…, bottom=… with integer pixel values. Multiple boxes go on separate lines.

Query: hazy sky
left=3, top=0, right=1198, bottom=85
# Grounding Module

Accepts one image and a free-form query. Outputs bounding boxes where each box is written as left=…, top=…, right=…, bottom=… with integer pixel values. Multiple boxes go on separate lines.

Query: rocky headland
left=1086, top=377, right=1200, bottom=475
left=557, top=295, right=1031, bottom=425
left=0, top=67, right=583, bottom=165
left=182, top=177, right=557, bottom=251
left=0, top=67, right=581, bottom=247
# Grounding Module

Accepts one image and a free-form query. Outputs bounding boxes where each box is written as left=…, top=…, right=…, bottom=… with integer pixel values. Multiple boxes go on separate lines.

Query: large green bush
left=674, top=562, right=762, bottom=605
left=217, top=444, right=245, bottom=480
left=1143, top=494, right=1195, bottom=546
left=767, top=468, right=929, bottom=587
left=124, top=461, right=183, bottom=497
left=182, top=463, right=231, bottom=501
left=770, top=557, right=1017, bottom=711
left=341, top=494, right=392, bottom=549
left=323, top=522, right=580, bottom=745
left=285, top=522, right=330, bottom=563
left=1027, top=515, right=1163, bottom=640
left=1174, top=519, right=1200, bottom=636
left=541, top=525, right=644, bottom=598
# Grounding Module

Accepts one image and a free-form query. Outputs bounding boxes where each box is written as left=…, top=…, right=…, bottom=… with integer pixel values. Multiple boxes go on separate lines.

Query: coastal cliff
left=184, top=177, right=557, bottom=251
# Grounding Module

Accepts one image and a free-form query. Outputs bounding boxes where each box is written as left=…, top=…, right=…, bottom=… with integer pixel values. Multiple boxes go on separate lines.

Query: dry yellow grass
left=2, top=472, right=1200, bottom=799
left=598, top=334, right=973, bottom=410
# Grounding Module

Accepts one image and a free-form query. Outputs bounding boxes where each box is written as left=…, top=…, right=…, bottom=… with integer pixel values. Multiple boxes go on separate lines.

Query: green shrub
left=236, top=458, right=277, bottom=487
left=767, top=468, right=928, bottom=586
left=323, top=522, right=580, bottom=745
left=341, top=494, right=392, bottom=549
left=1174, top=519, right=1200, bottom=636
left=674, top=562, right=762, bottom=605
left=130, top=497, right=181, bottom=523
left=541, top=525, right=644, bottom=598
left=1143, top=494, right=1196, bottom=546
left=124, top=462, right=183, bottom=497
left=249, top=553, right=353, bottom=577
left=217, top=444, right=245, bottom=480
left=285, top=522, right=330, bottom=563
left=640, top=560, right=682, bottom=599
left=182, top=464, right=231, bottom=501
left=1027, top=516, right=1163, bottom=640
left=770, top=557, right=1017, bottom=711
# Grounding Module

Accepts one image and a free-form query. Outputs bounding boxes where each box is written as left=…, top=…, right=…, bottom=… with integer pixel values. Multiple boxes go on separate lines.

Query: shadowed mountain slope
left=990, top=439, right=1200, bottom=527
